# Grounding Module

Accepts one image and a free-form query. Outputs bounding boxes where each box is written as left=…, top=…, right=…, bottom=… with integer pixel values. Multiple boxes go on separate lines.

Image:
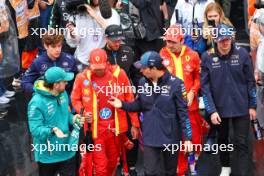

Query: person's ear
left=44, top=43, right=49, bottom=50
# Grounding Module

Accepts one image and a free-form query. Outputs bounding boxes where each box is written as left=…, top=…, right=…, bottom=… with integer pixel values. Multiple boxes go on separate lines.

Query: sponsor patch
left=83, top=80, right=90, bottom=86
left=99, top=108, right=112, bottom=119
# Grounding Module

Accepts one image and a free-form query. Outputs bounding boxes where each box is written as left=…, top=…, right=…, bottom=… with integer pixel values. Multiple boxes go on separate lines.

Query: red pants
left=93, top=130, right=121, bottom=176
left=177, top=110, right=204, bottom=175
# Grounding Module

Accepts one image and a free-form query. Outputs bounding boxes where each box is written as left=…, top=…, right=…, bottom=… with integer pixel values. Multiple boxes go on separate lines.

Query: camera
left=255, top=0, right=264, bottom=9
left=208, top=19, right=216, bottom=27
left=65, top=0, right=93, bottom=14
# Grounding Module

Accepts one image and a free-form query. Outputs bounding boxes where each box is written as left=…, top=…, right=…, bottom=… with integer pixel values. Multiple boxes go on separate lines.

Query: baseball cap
left=216, top=24, right=235, bottom=42
left=44, top=67, right=74, bottom=84
left=105, top=25, right=125, bottom=41
left=163, top=24, right=184, bottom=42
left=89, top=48, right=108, bottom=70
left=134, top=51, right=163, bottom=69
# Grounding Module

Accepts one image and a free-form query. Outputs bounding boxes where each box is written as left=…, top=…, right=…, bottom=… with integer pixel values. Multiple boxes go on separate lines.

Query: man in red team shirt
left=71, top=48, right=140, bottom=176
left=160, top=25, right=207, bottom=175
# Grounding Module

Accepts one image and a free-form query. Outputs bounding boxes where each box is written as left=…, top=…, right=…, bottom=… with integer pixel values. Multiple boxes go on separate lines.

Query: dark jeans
left=38, top=155, right=76, bottom=176
left=126, top=114, right=139, bottom=168
left=217, top=115, right=251, bottom=176
left=144, top=146, right=178, bottom=176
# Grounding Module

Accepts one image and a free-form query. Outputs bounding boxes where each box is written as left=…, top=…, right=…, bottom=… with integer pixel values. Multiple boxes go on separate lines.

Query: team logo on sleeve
left=99, top=108, right=112, bottom=119
left=181, top=84, right=187, bottom=100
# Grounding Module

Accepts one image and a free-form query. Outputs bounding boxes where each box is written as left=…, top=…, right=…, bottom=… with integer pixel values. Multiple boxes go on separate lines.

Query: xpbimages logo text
left=31, top=142, right=102, bottom=155
left=163, top=141, right=234, bottom=154
left=93, top=83, right=171, bottom=97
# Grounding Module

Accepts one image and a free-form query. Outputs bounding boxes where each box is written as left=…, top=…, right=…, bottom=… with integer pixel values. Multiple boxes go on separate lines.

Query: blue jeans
left=0, top=79, right=6, bottom=97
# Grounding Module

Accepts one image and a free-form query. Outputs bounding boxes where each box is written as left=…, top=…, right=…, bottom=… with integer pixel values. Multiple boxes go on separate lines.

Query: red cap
left=164, top=24, right=184, bottom=42
left=89, top=48, right=108, bottom=70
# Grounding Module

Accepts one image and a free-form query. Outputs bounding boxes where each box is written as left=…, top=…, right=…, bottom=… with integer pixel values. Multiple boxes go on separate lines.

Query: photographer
left=49, top=0, right=76, bottom=54
left=65, top=0, right=120, bottom=72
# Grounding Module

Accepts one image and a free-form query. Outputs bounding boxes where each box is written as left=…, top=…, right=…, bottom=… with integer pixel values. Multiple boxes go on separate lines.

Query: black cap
left=105, top=25, right=125, bottom=41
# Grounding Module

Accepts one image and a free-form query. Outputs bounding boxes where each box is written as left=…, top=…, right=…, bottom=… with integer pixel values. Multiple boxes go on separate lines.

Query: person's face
left=140, top=67, right=155, bottom=79
left=207, top=10, right=220, bottom=26
left=54, top=81, right=68, bottom=93
left=217, top=38, right=232, bottom=55
left=44, top=42, right=62, bottom=60
left=166, top=40, right=183, bottom=53
left=106, top=38, right=122, bottom=51
left=92, top=67, right=107, bottom=77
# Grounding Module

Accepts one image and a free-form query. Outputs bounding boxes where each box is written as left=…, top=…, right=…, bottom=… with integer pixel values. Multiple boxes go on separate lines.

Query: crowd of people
left=1, top=0, right=264, bottom=176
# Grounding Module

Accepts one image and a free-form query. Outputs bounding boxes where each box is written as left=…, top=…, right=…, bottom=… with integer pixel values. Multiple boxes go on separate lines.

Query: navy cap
left=105, top=25, right=125, bottom=41
left=216, top=24, right=235, bottom=42
left=134, top=51, right=163, bottom=69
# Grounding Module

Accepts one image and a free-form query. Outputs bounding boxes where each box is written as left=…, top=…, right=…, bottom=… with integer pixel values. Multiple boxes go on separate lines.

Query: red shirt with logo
left=160, top=46, right=201, bottom=111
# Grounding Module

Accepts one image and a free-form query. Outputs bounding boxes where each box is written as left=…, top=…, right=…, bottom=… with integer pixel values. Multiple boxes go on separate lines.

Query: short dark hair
left=43, top=80, right=54, bottom=89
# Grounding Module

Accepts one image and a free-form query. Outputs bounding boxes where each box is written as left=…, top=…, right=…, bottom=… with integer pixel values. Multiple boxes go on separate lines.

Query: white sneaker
left=0, top=96, right=10, bottom=104
left=219, top=167, right=231, bottom=176
left=12, top=78, right=21, bottom=87
left=3, top=90, right=15, bottom=98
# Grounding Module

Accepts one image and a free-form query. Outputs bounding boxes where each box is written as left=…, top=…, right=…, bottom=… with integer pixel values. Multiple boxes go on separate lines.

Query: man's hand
left=73, top=114, right=86, bottom=126
left=115, top=0, right=122, bottom=10
left=66, top=22, right=76, bottom=37
left=52, top=127, right=68, bottom=138
left=131, top=126, right=139, bottom=140
left=255, top=69, right=262, bottom=85
left=187, top=90, right=195, bottom=106
left=85, top=4, right=97, bottom=18
left=108, top=96, right=122, bottom=108
left=249, top=108, right=257, bottom=120
left=184, top=140, right=193, bottom=153
left=85, top=112, right=93, bottom=123
left=210, top=112, right=221, bottom=125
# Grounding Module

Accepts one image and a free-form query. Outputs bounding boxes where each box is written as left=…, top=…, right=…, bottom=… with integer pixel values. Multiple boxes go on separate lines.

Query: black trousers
left=144, top=146, right=178, bottom=176
left=38, top=155, right=76, bottom=176
left=126, top=113, right=139, bottom=168
left=217, top=115, right=251, bottom=176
